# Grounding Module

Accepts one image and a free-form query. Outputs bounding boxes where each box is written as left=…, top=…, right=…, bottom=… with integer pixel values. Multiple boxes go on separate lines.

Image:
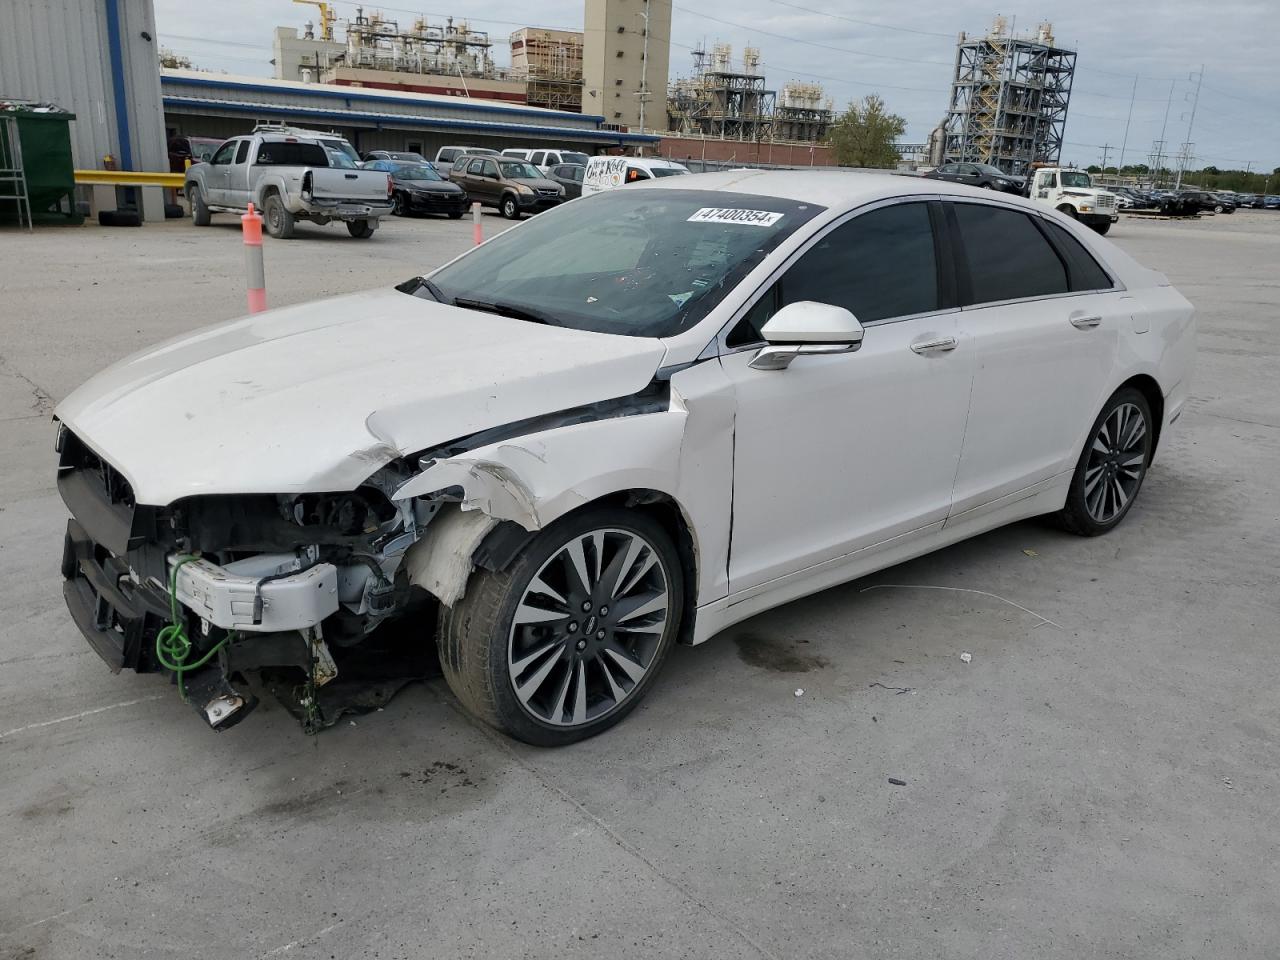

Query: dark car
left=924, top=162, right=1026, bottom=194
left=168, top=135, right=224, bottom=173
left=365, top=160, right=469, bottom=219
left=1180, top=191, right=1233, bottom=214
left=546, top=162, right=586, bottom=199
left=363, top=150, right=429, bottom=165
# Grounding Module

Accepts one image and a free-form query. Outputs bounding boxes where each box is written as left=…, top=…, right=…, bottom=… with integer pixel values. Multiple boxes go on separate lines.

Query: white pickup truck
left=185, top=129, right=394, bottom=239
left=1025, top=166, right=1119, bottom=236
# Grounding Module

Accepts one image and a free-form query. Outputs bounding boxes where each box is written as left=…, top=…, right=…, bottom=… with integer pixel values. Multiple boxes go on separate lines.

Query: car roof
left=622, top=168, right=1030, bottom=207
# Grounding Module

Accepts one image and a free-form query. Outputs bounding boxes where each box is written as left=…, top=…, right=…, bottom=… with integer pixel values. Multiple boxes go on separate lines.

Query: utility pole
left=1175, top=67, right=1203, bottom=190
left=1155, top=79, right=1175, bottom=187
left=1099, top=143, right=1112, bottom=174
left=636, top=0, right=651, bottom=142
left=1117, top=74, right=1138, bottom=178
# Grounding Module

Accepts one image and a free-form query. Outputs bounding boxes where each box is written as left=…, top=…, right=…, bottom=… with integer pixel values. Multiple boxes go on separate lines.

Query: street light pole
left=637, top=0, right=651, bottom=141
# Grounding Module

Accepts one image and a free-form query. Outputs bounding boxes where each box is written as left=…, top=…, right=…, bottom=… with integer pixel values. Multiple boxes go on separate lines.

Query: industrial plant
left=939, top=17, right=1076, bottom=173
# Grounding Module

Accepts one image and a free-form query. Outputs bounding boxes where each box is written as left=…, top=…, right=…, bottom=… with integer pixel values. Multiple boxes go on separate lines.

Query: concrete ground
left=1, top=208, right=1277, bottom=960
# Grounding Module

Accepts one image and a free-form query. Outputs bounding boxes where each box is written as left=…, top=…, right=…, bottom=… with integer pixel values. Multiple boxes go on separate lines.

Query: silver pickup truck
left=185, top=129, right=394, bottom=239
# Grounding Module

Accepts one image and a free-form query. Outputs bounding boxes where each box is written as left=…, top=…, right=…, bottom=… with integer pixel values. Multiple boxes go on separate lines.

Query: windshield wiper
left=452, top=297, right=561, bottom=326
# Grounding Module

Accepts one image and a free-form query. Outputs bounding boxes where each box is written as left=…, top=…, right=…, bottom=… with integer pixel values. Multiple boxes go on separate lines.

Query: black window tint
left=234, top=140, right=250, bottom=164
left=779, top=202, right=939, bottom=323
left=255, top=142, right=327, bottom=166
left=1040, top=220, right=1114, bottom=291
left=952, top=203, right=1068, bottom=304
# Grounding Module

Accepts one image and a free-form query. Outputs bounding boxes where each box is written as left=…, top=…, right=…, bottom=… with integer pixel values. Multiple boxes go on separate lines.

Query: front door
left=721, top=200, right=975, bottom=595
left=945, top=201, right=1122, bottom=515
left=202, top=139, right=236, bottom=204
left=226, top=139, right=252, bottom=207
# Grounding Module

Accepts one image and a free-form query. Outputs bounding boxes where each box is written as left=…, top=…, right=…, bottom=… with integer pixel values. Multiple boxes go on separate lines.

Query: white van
left=581, top=156, right=690, bottom=196
left=504, top=148, right=592, bottom=173
left=434, top=145, right=500, bottom=166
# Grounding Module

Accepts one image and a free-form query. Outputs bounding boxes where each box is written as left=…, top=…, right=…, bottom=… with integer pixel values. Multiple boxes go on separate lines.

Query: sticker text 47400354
left=687, top=207, right=785, bottom=227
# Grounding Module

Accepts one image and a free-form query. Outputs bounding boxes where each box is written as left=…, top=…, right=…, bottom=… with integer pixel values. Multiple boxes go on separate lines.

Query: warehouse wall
left=0, top=0, right=166, bottom=170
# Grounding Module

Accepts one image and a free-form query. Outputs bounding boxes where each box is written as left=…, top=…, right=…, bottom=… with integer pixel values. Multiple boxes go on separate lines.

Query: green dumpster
left=0, top=104, right=82, bottom=225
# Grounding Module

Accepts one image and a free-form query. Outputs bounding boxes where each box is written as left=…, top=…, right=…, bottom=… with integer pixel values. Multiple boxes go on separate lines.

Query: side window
left=781, top=202, right=939, bottom=322
left=530, top=151, right=546, bottom=165
left=725, top=202, right=939, bottom=346
left=467, top=158, right=486, bottom=175
left=209, top=141, right=236, bottom=165
left=573, top=167, right=585, bottom=182
left=952, top=203, right=1068, bottom=304
left=234, top=140, right=250, bottom=164
left=1040, top=220, right=1114, bottom=292
left=482, top=159, right=499, bottom=177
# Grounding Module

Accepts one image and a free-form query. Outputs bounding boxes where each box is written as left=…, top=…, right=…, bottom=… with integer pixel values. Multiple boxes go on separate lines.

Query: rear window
left=255, top=141, right=328, bottom=166
left=652, top=167, right=689, bottom=178
left=1040, top=221, right=1114, bottom=292
left=951, top=203, right=1068, bottom=304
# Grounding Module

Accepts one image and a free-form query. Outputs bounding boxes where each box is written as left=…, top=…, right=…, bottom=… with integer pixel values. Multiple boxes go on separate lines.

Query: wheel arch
left=1117, top=373, right=1165, bottom=454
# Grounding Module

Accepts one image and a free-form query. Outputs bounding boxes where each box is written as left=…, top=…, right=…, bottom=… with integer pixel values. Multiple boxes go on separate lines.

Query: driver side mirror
left=749, top=301, right=864, bottom=371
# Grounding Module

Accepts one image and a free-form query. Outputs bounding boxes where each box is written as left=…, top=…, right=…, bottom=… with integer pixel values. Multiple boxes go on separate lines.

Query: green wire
left=155, top=554, right=230, bottom=701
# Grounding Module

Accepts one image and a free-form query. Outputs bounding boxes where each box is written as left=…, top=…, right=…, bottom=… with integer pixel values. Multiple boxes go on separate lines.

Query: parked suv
left=449, top=155, right=564, bottom=219
left=502, top=148, right=591, bottom=173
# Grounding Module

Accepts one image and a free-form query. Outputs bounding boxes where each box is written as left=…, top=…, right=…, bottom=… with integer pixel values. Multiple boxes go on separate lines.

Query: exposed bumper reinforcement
left=169, top=556, right=340, bottom=633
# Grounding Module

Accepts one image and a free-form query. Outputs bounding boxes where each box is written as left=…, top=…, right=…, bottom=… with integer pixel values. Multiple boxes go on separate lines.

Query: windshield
left=500, top=161, right=542, bottom=179
left=426, top=189, right=823, bottom=338
left=651, top=167, right=689, bottom=178
left=324, top=148, right=358, bottom=169
left=1061, top=171, right=1093, bottom=188
left=395, top=163, right=443, bottom=181
left=319, top=139, right=361, bottom=165
left=562, top=152, right=589, bottom=166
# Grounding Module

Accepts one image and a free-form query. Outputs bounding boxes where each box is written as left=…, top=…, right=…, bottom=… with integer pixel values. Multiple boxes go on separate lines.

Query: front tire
left=189, top=185, right=211, bottom=226
left=1090, top=221, right=1112, bottom=236
left=393, top=192, right=407, bottom=216
left=1057, top=387, right=1153, bottom=536
left=501, top=195, right=521, bottom=220
left=1057, top=204, right=1078, bottom=219
left=1213, top=204, right=1224, bottom=214
left=438, top=507, right=684, bottom=746
left=347, top=219, right=376, bottom=238
left=447, top=211, right=464, bottom=220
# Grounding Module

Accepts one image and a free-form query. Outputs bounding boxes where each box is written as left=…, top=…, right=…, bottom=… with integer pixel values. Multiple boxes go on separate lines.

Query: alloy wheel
left=1083, top=401, right=1149, bottom=523
left=507, top=527, right=671, bottom=728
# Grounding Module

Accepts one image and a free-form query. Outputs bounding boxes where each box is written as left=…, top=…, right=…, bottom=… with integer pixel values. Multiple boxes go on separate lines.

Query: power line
left=754, top=0, right=954, bottom=39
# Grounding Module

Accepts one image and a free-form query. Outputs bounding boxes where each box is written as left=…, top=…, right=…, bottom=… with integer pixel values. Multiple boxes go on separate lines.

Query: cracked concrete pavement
left=1, top=209, right=1277, bottom=959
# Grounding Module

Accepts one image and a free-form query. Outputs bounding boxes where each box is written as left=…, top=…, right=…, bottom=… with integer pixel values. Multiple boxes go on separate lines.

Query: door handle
left=910, top=336, right=957, bottom=355
left=1070, top=315, right=1103, bottom=329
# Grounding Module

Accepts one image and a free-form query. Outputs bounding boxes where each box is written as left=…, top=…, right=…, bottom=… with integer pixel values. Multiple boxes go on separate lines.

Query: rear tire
left=1056, top=387, right=1153, bottom=536
left=263, top=193, right=295, bottom=239
left=501, top=195, right=521, bottom=220
left=438, top=506, right=684, bottom=746
left=189, top=185, right=211, bottom=226
left=347, top=219, right=376, bottom=238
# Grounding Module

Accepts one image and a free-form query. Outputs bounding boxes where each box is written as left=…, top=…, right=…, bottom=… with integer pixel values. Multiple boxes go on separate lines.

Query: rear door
left=945, top=201, right=1124, bottom=519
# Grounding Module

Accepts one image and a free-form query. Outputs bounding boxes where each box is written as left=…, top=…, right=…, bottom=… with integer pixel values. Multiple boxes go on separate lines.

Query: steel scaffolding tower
left=942, top=18, right=1075, bottom=175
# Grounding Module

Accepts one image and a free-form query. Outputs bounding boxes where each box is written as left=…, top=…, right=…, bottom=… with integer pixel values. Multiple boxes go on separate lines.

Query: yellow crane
left=293, top=0, right=336, bottom=41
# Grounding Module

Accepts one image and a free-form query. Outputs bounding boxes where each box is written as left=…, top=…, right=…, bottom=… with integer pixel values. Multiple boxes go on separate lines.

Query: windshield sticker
left=668, top=291, right=694, bottom=307
left=688, top=207, right=784, bottom=227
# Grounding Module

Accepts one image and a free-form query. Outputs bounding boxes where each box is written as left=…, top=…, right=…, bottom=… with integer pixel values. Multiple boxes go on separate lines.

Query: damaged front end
left=58, top=428, right=446, bottom=732
left=55, top=379, right=678, bottom=733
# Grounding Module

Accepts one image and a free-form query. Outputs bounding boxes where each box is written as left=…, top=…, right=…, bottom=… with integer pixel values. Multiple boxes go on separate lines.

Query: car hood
left=401, top=180, right=462, bottom=193
left=55, top=289, right=667, bottom=505
left=513, top=177, right=560, bottom=190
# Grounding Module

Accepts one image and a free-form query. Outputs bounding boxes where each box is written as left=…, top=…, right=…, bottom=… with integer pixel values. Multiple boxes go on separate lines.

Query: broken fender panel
left=392, top=361, right=736, bottom=606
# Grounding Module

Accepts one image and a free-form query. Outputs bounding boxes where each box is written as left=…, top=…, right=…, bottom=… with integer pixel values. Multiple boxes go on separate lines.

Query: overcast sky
left=155, top=0, right=1278, bottom=173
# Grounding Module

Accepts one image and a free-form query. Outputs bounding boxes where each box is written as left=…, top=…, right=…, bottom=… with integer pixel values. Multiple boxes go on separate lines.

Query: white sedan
left=54, top=172, right=1196, bottom=744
